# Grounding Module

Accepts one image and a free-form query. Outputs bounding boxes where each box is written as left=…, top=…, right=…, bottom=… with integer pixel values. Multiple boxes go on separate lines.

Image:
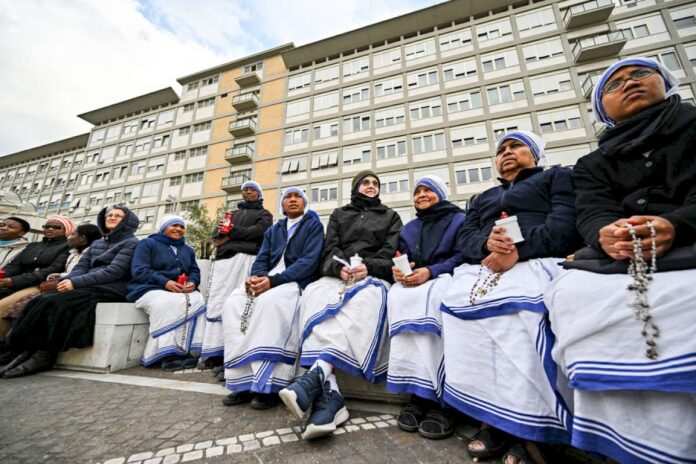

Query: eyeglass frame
left=602, top=68, right=658, bottom=95
left=360, top=178, right=380, bottom=187
left=42, top=224, right=64, bottom=230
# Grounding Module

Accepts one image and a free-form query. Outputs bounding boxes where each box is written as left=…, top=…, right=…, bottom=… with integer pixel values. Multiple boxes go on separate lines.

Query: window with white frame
left=112, top=165, right=128, bottom=179
left=522, top=38, right=563, bottom=63
left=158, top=110, right=174, bottom=125
left=179, top=200, right=200, bottom=212
left=374, top=106, right=405, bottom=128
left=644, top=49, right=682, bottom=71
left=193, top=121, right=211, bottom=132
left=374, top=76, right=404, bottom=97
left=147, top=157, right=165, bottom=174
left=173, top=150, right=187, bottom=161
left=530, top=71, right=573, bottom=96
left=617, top=14, right=667, bottom=40
left=185, top=172, right=204, bottom=183
left=343, top=145, right=371, bottom=165
left=343, top=113, right=370, bottom=134
left=123, top=121, right=138, bottom=134
left=197, top=97, right=215, bottom=109
left=405, top=38, right=436, bottom=61
left=343, top=85, right=370, bottom=105
left=538, top=107, right=584, bottom=133
left=409, top=98, right=442, bottom=120
left=476, top=18, right=512, bottom=43
left=450, top=123, right=488, bottom=147
left=315, top=65, right=339, bottom=85
left=287, top=98, right=311, bottom=117
left=678, top=86, right=695, bottom=105
left=187, top=81, right=199, bottom=91
left=310, top=184, right=338, bottom=202
left=313, top=120, right=339, bottom=140
left=376, top=138, right=407, bottom=160
left=183, top=103, right=195, bottom=113
left=170, top=176, right=183, bottom=186
left=91, top=129, right=105, bottom=144
left=455, top=162, right=493, bottom=184
left=439, top=29, right=473, bottom=52
left=106, top=125, right=120, bottom=139
left=447, top=90, right=483, bottom=113
left=373, top=47, right=401, bottom=69
left=343, top=56, right=369, bottom=77
left=313, top=91, right=339, bottom=111
left=481, top=48, right=519, bottom=72
left=407, top=67, right=438, bottom=89
left=285, top=127, right=309, bottom=145
left=412, top=131, right=445, bottom=154
left=152, top=134, right=170, bottom=148
left=516, top=7, right=555, bottom=34
left=201, top=76, right=219, bottom=86
left=443, top=58, right=477, bottom=81
left=288, top=72, right=311, bottom=91
left=140, top=208, right=156, bottom=226
left=105, top=189, right=122, bottom=205
left=140, top=116, right=156, bottom=129
left=492, top=116, right=532, bottom=140
left=381, top=174, right=410, bottom=194
left=178, top=126, right=191, bottom=136
left=134, top=138, right=150, bottom=153
left=281, top=156, right=308, bottom=174
left=685, top=43, right=696, bottom=67
left=311, top=151, right=339, bottom=170
left=142, top=182, right=160, bottom=198
left=130, top=162, right=145, bottom=176
left=671, top=5, right=696, bottom=30
left=486, top=81, right=526, bottom=105
left=243, top=62, right=263, bottom=73
left=190, top=146, right=208, bottom=158
left=95, top=170, right=110, bottom=183
left=119, top=142, right=133, bottom=157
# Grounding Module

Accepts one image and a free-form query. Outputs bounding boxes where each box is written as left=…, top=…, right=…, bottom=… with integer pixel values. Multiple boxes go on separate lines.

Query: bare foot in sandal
left=467, top=424, right=511, bottom=459
left=503, top=442, right=547, bottom=464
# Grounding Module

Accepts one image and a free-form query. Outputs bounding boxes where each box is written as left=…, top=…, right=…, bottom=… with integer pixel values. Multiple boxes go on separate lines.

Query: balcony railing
left=232, top=93, right=259, bottom=111
left=235, top=71, right=261, bottom=87
left=221, top=172, right=252, bottom=193
left=572, top=31, right=627, bottom=62
left=225, top=144, right=254, bottom=164
left=581, top=74, right=601, bottom=99
left=228, top=119, right=257, bottom=136
left=563, top=0, right=615, bottom=29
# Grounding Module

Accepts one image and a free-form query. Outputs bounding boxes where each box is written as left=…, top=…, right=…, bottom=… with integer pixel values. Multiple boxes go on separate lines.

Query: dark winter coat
left=126, top=234, right=201, bottom=302
left=322, top=201, right=403, bottom=282
left=3, top=236, right=69, bottom=290
left=251, top=210, right=325, bottom=289
left=216, top=203, right=273, bottom=259
left=459, top=167, right=580, bottom=263
left=66, top=207, right=140, bottom=297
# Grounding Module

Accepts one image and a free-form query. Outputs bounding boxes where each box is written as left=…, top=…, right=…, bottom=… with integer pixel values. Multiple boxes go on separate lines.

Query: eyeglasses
left=42, top=224, right=63, bottom=230
left=361, top=179, right=379, bottom=187
left=602, top=68, right=657, bottom=95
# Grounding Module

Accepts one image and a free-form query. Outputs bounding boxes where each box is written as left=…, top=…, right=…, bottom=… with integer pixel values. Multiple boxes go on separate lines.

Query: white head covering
left=591, top=57, right=680, bottom=127
left=496, top=130, right=547, bottom=168
left=414, top=175, right=450, bottom=201
left=158, top=215, right=186, bottom=233
left=241, top=180, right=263, bottom=199
left=281, top=187, right=308, bottom=215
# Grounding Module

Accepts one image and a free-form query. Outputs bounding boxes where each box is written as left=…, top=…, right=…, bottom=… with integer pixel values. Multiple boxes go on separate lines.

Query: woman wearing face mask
left=127, top=216, right=205, bottom=372
left=545, top=58, right=696, bottom=464
left=279, top=170, right=402, bottom=440
left=387, top=175, right=466, bottom=440
left=0, top=206, right=140, bottom=378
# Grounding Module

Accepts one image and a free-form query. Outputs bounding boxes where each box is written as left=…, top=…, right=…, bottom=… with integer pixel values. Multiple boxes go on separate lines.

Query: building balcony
left=221, top=172, right=251, bottom=193
left=232, top=93, right=259, bottom=111
left=572, top=31, right=627, bottom=63
left=563, top=0, right=615, bottom=29
left=225, top=144, right=254, bottom=164
left=581, top=73, right=601, bottom=99
left=235, top=71, right=261, bottom=87
left=228, top=119, right=257, bottom=137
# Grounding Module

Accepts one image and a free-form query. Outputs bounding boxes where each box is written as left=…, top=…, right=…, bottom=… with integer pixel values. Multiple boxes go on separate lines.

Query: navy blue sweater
left=251, top=210, right=325, bottom=289
left=459, top=167, right=580, bottom=263
left=67, top=206, right=140, bottom=297
left=399, top=212, right=467, bottom=278
left=126, top=234, right=201, bottom=302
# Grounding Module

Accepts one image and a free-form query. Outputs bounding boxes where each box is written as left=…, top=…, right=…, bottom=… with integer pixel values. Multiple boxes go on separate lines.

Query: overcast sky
left=0, top=0, right=442, bottom=156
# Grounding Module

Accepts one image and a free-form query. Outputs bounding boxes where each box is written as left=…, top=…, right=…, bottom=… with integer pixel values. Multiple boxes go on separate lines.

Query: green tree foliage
left=183, top=203, right=225, bottom=259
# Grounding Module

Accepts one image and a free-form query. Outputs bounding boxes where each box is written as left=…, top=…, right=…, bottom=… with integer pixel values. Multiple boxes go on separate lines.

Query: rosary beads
left=469, top=266, right=502, bottom=306
left=240, top=291, right=256, bottom=334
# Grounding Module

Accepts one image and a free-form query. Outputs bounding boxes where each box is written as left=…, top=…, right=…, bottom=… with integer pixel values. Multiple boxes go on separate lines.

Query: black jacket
left=4, top=236, right=70, bottom=290
left=459, top=167, right=580, bottom=263
left=322, top=202, right=403, bottom=282
left=216, top=205, right=273, bottom=259
left=573, top=102, right=696, bottom=251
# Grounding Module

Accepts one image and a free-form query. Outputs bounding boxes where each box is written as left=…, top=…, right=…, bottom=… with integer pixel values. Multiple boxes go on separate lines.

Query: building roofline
left=77, top=87, right=180, bottom=125
left=176, top=42, right=295, bottom=85
left=282, top=0, right=522, bottom=68
left=0, top=133, right=90, bottom=167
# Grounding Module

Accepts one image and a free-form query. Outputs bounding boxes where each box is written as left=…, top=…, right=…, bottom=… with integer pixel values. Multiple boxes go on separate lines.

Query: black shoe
left=205, top=356, right=224, bottom=370
left=0, top=350, right=18, bottom=365
left=397, top=401, right=425, bottom=433
left=418, top=408, right=454, bottom=440
left=0, top=351, right=32, bottom=377
left=182, top=356, right=198, bottom=369
left=212, top=365, right=224, bottom=375
left=161, top=357, right=185, bottom=372
left=222, top=391, right=253, bottom=406
left=216, top=371, right=225, bottom=382
left=250, top=393, right=280, bottom=410
left=3, top=350, right=56, bottom=378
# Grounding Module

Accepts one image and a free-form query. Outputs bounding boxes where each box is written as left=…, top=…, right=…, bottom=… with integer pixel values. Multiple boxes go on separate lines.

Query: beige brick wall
left=212, top=116, right=234, bottom=141
left=202, top=197, right=226, bottom=219
left=264, top=55, right=286, bottom=78
left=256, top=130, right=282, bottom=158
left=216, top=92, right=233, bottom=116
left=219, top=68, right=241, bottom=94
left=208, top=142, right=229, bottom=165
left=204, top=167, right=228, bottom=194
left=261, top=78, right=286, bottom=104
left=254, top=159, right=279, bottom=186
left=263, top=188, right=279, bottom=219
left=259, top=104, right=284, bottom=131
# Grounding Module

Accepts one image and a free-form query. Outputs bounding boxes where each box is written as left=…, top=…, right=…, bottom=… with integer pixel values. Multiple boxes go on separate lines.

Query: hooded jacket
left=66, top=206, right=140, bottom=296
left=3, top=236, right=69, bottom=290
left=215, top=203, right=273, bottom=259
left=250, top=210, right=324, bottom=289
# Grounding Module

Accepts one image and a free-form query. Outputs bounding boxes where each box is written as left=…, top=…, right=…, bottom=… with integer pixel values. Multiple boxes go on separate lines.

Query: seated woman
left=0, top=205, right=140, bottom=378
left=0, top=215, right=73, bottom=338
left=280, top=170, right=402, bottom=440
left=387, top=175, right=466, bottom=439
left=1, top=223, right=101, bottom=332
left=221, top=188, right=324, bottom=410
left=545, top=58, right=696, bottom=463
left=201, top=180, right=272, bottom=369
left=127, top=216, right=205, bottom=372
left=0, top=217, right=30, bottom=269
left=440, top=131, right=579, bottom=463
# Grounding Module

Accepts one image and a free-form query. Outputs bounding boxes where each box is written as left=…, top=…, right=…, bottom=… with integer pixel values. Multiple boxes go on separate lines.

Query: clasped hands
left=483, top=225, right=519, bottom=273
left=340, top=263, right=368, bottom=282
left=164, top=280, right=196, bottom=293
left=599, top=215, right=674, bottom=260
left=245, top=275, right=270, bottom=296
left=392, top=263, right=431, bottom=287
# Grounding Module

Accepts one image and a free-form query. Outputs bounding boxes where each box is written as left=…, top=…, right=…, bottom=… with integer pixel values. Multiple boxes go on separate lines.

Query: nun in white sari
left=545, top=58, right=696, bottom=464
left=440, top=131, right=580, bottom=463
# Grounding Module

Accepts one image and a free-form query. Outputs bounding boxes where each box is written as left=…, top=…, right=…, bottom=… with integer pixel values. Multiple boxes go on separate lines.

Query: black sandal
left=467, top=427, right=512, bottom=461
left=502, top=443, right=549, bottom=464
left=418, top=408, right=454, bottom=440
left=397, top=402, right=424, bottom=432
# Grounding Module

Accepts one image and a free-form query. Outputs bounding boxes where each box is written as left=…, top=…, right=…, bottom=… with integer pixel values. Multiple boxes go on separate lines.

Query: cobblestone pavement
left=0, top=372, right=479, bottom=464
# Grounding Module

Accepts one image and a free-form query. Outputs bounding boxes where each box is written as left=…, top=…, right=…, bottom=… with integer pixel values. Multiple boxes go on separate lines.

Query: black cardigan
left=4, top=236, right=70, bottom=290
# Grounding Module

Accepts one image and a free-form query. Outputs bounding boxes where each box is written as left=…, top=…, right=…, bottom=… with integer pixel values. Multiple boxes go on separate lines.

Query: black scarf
left=237, top=199, right=264, bottom=209
left=598, top=95, right=684, bottom=158
left=350, top=192, right=381, bottom=209
left=413, top=201, right=463, bottom=266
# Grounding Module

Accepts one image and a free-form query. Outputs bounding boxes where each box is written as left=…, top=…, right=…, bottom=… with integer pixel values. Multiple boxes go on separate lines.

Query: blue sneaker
left=279, top=366, right=325, bottom=420
left=302, top=382, right=350, bottom=440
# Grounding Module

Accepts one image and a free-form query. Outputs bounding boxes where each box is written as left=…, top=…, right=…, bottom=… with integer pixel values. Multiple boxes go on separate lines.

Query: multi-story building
left=1, top=0, right=695, bottom=232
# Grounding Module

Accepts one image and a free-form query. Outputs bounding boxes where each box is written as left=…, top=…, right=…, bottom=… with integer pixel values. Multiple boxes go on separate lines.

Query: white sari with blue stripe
left=440, top=258, right=572, bottom=444
left=136, top=290, right=207, bottom=366
left=545, top=268, right=696, bottom=463
left=299, top=276, right=390, bottom=383
left=386, top=274, right=451, bottom=400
